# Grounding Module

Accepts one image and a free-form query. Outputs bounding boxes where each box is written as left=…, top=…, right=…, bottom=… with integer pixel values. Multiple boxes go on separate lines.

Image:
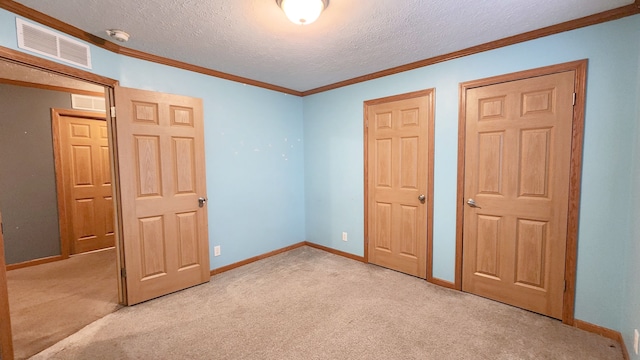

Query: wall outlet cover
left=634, top=329, right=639, bottom=355
left=214, top=246, right=221, bottom=257
left=342, top=232, right=347, bottom=241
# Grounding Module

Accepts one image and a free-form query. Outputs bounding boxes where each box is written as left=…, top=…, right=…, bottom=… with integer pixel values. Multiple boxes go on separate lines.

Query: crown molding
left=0, top=0, right=303, bottom=96
left=1, top=0, right=638, bottom=97
left=301, top=3, right=640, bottom=96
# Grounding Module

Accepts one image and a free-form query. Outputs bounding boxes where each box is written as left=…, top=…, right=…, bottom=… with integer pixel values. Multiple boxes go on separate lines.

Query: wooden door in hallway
left=115, top=86, right=210, bottom=305
left=366, top=90, right=434, bottom=279
left=461, top=70, right=575, bottom=319
left=53, top=110, right=114, bottom=255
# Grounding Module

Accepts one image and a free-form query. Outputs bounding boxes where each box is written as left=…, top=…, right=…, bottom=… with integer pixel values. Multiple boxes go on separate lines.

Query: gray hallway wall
left=0, top=84, right=71, bottom=264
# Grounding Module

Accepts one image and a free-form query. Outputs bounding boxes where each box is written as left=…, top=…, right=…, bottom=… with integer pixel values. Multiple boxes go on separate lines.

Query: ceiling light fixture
left=276, top=0, right=329, bottom=25
left=106, top=29, right=130, bottom=42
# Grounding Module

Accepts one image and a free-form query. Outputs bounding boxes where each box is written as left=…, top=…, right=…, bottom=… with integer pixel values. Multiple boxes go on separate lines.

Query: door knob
left=418, top=194, right=426, bottom=203
left=467, top=198, right=480, bottom=208
left=198, top=197, right=207, bottom=208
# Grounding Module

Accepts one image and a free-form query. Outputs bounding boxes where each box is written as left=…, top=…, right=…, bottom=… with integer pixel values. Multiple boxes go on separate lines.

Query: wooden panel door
left=114, top=86, right=210, bottom=305
left=461, top=71, right=575, bottom=319
left=367, top=91, right=433, bottom=278
left=53, top=110, right=114, bottom=255
left=0, top=213, right=14, bottom=360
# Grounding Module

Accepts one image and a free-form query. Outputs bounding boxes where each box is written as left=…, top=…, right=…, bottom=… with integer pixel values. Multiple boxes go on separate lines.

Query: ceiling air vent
left=71, top=94, right=106, bottom=112
left=16, top=18, right=92, bottom=69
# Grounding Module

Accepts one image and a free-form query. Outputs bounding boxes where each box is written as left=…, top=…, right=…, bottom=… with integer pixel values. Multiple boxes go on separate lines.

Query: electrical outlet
left=634, top=329, right=639, bottom=355
left=214, top=246, right=221, bottom=257
left=342, top=232, right=348, bottom=241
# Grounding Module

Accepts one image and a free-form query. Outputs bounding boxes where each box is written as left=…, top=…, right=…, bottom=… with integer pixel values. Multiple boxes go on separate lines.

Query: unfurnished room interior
left=0, top=0, right=639, bottom=359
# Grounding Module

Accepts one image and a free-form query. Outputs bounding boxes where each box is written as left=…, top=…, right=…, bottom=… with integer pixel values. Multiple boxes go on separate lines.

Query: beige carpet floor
left=33, top=246, right=622, bottom=359
left=7, top=248, right=120, bottom=360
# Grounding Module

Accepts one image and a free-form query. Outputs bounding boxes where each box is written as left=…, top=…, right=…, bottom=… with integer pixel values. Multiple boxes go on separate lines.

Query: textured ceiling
left=13, top=0, right=635, bottom=92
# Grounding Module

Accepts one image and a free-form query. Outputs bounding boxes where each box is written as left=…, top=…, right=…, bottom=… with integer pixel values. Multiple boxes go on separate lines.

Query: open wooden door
left=0, top=212, right=14, bottom=360
left=52, top=109, right=115, bottom=256
left=114, top=87, right=210, bottom=305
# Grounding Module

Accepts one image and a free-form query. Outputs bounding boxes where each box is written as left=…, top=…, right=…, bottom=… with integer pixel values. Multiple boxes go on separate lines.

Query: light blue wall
left=621, top=43, right=640, bottom=359
left=303, top=15, right=640, bottom=331
left=0, top=9, right=306, bottom=270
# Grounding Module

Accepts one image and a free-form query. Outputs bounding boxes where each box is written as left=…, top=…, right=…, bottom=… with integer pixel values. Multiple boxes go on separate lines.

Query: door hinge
left=1, top=222, right=3, bottom=235
left=365, top=120, right=369, bottom=128
left=564, top=280, right=567, bottom=292
left=110, top=106, right=116, bottom=118
left=572, top=93, right=576, bottom=106
left=121, top=268, right=126, bottom=278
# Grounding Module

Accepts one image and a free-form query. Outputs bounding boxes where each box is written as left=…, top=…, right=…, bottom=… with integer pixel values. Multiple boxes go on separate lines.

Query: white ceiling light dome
left=276, top=0, right=329, bottom=25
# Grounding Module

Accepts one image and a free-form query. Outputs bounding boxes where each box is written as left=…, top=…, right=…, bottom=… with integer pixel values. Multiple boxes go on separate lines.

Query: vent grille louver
left=21, top=23, right=57, bottom=56
left=59, top=38, right=90, bottom=67
left=71, top=94, right=106, bottom=112
left=16, top=18, right=92, bottom=69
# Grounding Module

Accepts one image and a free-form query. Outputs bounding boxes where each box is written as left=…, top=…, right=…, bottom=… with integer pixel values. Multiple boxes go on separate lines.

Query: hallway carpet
left=7, top=248, right=119, bottom=359
left=34, top=246, right=621, bottom=359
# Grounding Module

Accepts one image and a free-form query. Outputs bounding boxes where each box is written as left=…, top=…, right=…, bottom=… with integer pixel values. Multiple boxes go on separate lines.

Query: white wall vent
left=16, top=18, right=92, bottom=69
left=71, top=94, right=106, bottom=112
